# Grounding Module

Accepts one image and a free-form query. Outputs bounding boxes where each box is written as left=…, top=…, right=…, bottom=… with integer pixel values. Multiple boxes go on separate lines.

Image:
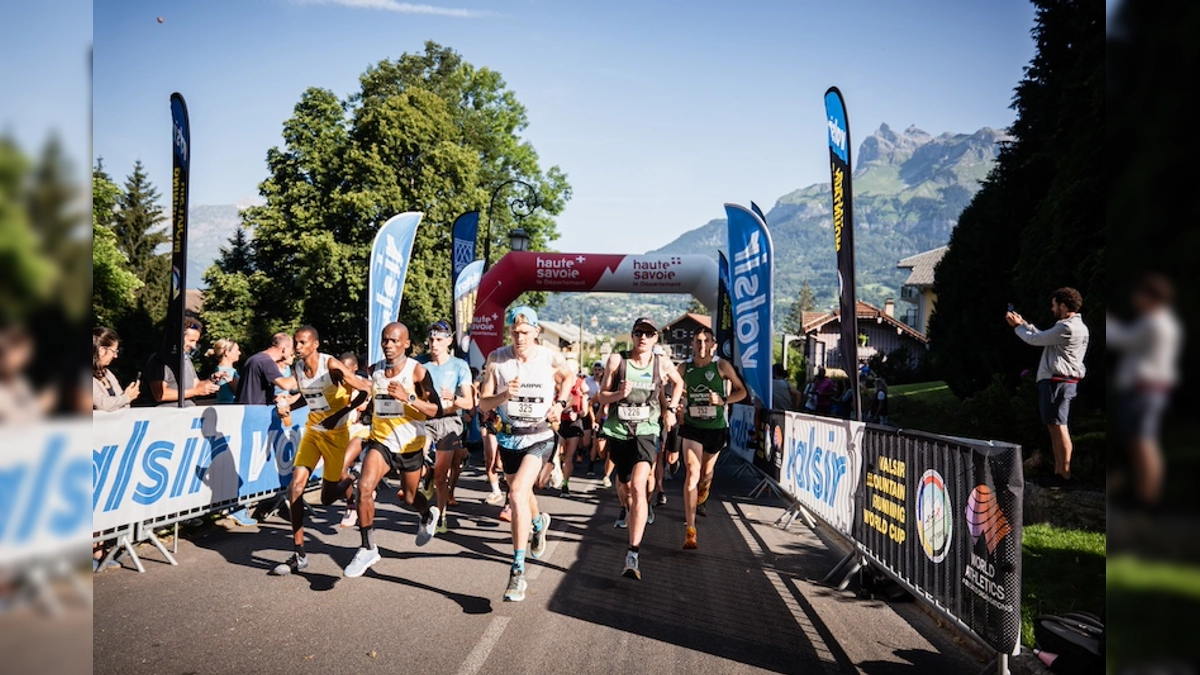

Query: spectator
left=206, top=339, right=242, bottom=404
left=147, top=320, right=220, bottom=407
left=831, top=379, right=855, bottom=419
left=92, top=327, right=141, bottom=412
left=235, top=332, right=297, bottom=405
left=869, top=376, right=889, bottom=425
left=771, top=363, right=800, bottom=411
left=0, top=326, right=53, bottom=422
left=812, top=367, right=835, bottom=416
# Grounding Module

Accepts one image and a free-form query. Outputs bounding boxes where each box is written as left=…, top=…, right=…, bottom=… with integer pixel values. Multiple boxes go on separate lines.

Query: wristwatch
left=556, top=399, right=568, bottom=408
left=407, top=393, right=417, bottom=403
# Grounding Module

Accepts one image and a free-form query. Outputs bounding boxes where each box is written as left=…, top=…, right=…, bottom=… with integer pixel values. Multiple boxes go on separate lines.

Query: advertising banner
left=716, top=251, right=735, bottom=363
left=753, top=409, right=784, bottom=482
left=0, top=421, right=92, bottom=565
left=824, top=87, right=861, bottom=420
left=727, top=403, right=757, bottom=464
left=778, top=413, right=861, bottom=536
left=367, top=212, right=422, bottom=366
left=92, top=406, right=312, bottom=533
left=725, top=203, right=774, bottom=409
left=163, top=93, right=191, bottom=404
left=854, top=427, right=1023, bottom=655
left=454, top=259, right=484, bottom=358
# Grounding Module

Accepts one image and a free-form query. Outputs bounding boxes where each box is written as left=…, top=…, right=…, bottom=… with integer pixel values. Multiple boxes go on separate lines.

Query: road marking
left=724, top=501, right=842, bottom=675
left=456, top=616, right=510, bottom=675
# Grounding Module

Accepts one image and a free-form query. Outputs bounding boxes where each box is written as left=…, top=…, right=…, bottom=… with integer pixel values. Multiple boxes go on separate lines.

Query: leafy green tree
left=243, top=42, right=571, bottom=355
left=929, top=0, right=1102, bottom=400
left=0, top=137, right=57, bottom=324
left=93, top=162, right=142, bottom=327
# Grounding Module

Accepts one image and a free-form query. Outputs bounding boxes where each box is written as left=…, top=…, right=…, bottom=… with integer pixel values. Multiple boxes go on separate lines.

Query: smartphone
left=1007, top=303, right=1015, bottom=313
left=135, top=370, right=142, bottom=382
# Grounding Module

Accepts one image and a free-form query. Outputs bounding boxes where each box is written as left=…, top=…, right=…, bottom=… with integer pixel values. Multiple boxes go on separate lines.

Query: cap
left=632, top=316, right=658, bottom=332
left=592, top=360, right=604, bottom=369
left=427, top=320, right=453, bottom=339
left=507, top=306, right=539, bottom=327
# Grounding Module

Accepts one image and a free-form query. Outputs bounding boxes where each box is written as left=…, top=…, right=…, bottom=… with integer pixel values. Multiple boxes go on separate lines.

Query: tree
left=0, top=137, right=56, bottom=324
left=928, top=0, right=1102, bottom=400
left=112, top=159, right=170, bottom=323
left=784, top=281, right=817, bottom=334
left=200, top=226, right=262, bottom=347
left=27, top=135, right=89, bottom=322
left=242, top=42, right=572, bottom=355
left=93, top=161, right=142, bottom=327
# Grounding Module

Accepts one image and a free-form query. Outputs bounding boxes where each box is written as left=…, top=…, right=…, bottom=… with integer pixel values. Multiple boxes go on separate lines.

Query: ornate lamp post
left=483, top=178, right=539, bottom=271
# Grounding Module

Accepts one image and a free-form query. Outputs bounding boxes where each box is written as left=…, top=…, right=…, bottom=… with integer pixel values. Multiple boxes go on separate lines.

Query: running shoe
left=416, top=506, right=440, bottom=546
left=343, top=546, right=381, bottom=578
left=647, top=502, right=655, bottom=525
left=530, top=513, right=551, bottom=559
left=683, top=526, right=698, bottom=549
left=503, top=569, right=528, bottom=602
left=340, top=507, right=358, bottom=528
left=270, top=553, right=308, bottom=576
left=559, top=481, right=571, bottom=498
left=420, top=480, right=435, bottom=501
left=697, top=482, right=710, bottom=506
left=436, top=512, right=448, bottom=535
left=656, top=492, right=667, bottom=506
left=622, top=551, right=641, bottom=580
left=697, top=503, right=707, bottom=518
left=602, top=476, right=612, bottom=489
left=499, top=504, right=512, bottom=522
left=229, top=508, right=257, bottom=526
left=614, top=507, right=627, bottom=529
left=485, top=491, right=506, bottom=506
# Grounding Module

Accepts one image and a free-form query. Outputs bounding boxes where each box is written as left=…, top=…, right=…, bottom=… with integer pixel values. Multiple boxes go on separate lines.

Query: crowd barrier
left=725, top=404, right=1023, bottom=675
left=91, top=405, right=320, bottom=571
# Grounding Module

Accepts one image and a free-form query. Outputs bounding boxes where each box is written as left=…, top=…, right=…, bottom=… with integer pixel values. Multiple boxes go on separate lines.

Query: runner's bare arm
left=717, top=359, right=748, bottom=405
left=477, top=354, right=505, bottom=412
left=409, top=364, right=443, bottom=417
left=327, top=356, right=371, bottom=392
left=593, top=353, right=627, bottom=406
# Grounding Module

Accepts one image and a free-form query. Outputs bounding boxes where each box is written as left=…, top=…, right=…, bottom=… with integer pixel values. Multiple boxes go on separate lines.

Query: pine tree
left=784, top=281, right=817, bottom=334
left=112, top=160, right=170, bottom=322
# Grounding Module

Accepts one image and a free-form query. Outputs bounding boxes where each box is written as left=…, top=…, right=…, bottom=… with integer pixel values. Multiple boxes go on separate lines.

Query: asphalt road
left=92, top=455, right=988, bottom=675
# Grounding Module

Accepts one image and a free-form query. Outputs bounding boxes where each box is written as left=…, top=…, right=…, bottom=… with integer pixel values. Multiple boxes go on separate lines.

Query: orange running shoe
left=499, top=504, right=512, bottom=522
left=697, top=482, right=710, bottom=506
left=683, top=526, right=698, bottom=549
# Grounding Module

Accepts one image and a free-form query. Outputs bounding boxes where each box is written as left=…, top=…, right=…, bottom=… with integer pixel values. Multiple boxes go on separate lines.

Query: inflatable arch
left=468, top=251, right=718, bottom=365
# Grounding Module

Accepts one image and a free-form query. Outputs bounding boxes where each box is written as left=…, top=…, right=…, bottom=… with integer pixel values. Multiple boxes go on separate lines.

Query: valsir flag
left=367, top=212, right=422, bottom=366
left=725, top=203, right=774, bottom=409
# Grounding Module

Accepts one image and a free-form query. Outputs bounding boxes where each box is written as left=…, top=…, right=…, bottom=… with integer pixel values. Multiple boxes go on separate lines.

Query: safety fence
left=91, top=405, right=320, bottom=572
left=725, top=404, right=1023, bottom=674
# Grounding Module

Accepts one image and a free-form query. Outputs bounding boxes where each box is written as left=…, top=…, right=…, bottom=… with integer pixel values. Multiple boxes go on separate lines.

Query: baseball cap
left=592, top=360, right=604, bottom=369
left=427, top=320, right=453, bottom=339
left=507, top=306, right=539, bottom=327
left=632, top=316, right=658, bottom=332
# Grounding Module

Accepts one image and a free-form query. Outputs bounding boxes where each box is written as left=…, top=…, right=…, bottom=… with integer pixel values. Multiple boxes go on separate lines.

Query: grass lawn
left=1106, top=555, right=1200, bottom=667
left=1021, top=523, right=1106, bottom=648
left=888, top=381, right=965, bottom=434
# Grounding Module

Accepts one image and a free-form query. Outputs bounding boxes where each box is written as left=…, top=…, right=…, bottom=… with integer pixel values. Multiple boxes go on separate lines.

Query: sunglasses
left=186, top=322, right=201, bottom=331
left=632, top=330, right=656, bottom=338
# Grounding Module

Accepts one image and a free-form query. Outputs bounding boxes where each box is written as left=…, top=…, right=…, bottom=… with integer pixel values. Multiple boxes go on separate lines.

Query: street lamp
left=483, top=178, right=539, bottom=271
left=509, top=227, right=531, bottom=252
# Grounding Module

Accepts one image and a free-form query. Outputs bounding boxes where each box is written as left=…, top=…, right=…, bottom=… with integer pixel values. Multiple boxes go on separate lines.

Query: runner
left=270, top=326, right=371, bottom=576
left=556, top=359, right=589, bottom=497
left=595, top=317, right=683, bottom=580
left=478, top=306, right=575, bottom=601
left=342, top=322, right=444, bottom=579
left=417, top=320, right=475, bottom=534
left=677, top=326, right=747, bottom=549
left=338, top=352, right=372, bottom=528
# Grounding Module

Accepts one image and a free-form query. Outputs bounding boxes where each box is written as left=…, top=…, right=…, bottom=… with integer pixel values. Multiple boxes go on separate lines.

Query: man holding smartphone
left=1006, top=287, right=1090, bottom=485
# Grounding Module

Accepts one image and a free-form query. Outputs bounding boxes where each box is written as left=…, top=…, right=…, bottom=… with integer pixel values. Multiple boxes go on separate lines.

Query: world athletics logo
left=966, top=484, right=1012, bottom=554
left=916, top=469, right=953, bottom=563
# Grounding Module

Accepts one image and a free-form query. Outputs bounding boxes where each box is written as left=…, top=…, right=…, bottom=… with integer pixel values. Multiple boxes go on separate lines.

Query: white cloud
left=297, top=0, right=491, bottom=18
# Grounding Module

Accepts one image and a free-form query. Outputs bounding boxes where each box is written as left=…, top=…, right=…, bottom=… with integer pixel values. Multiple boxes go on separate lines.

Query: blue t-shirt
left=417, top=354, right=472, bottom=418
left=216, top=364, right=238, bottom=404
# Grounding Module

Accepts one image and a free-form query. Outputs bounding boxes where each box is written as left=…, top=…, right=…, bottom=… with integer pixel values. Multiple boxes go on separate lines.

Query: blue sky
left=90, top=0, right=1036, bottom=254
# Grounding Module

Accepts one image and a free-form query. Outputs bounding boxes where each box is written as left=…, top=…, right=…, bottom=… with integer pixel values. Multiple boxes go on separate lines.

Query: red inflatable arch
left=468, top=251, right=719, bottom=365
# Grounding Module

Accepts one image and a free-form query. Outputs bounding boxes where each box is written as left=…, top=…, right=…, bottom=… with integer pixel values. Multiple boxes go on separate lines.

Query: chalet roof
left=896, top=246, right=948, bottom=288
left=664, top=312, right=712, bottom=330
left=801, top=300, right=928, bottom=343
left=538, top=319, right=598, bottom=344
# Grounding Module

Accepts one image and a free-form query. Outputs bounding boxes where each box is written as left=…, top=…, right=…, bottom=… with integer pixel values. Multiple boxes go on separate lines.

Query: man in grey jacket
left=1006, top=287, right=1090, bottom=485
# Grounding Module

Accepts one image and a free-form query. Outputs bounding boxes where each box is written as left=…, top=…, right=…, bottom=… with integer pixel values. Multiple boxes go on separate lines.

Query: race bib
left=617, top=405, right=650, bottom=423
left=304, top=391, right=330, bottom=412
left=506, top=396, right=549, bottom=423
left=375, top=396, right=405, bottom=418
left=688, top=405, right=717, bottom=419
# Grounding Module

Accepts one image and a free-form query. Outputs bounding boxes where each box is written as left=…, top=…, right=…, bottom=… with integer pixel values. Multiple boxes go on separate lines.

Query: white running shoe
left=343, top=546, right=381, bottom=578
left=530, top=513, right=551, bottom=559
left=622, top=551, right=641, bottom=580
left=416, top=506, right=440, bottom=546
left=340, top=508, right=358, bottom=528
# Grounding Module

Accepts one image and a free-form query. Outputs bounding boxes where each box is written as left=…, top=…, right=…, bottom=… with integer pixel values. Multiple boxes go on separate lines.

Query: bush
left=867, top=345, right=934, bottom=385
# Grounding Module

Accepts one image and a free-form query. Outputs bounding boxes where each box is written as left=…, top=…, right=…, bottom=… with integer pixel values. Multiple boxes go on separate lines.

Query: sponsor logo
left=173, top=120, right=188, bottom=161
left=732, top=231, right=768, bottom=370
left=536, top=256, right=583, bottom=281
left=966, top=484, right=1011, bottom=554
left=632, top=257, right=683, bottom=285
left=916, top=469, right=953, bottom=563
left=827, top=116, right=847, bottom=155
left=453, top=239, right=474, bottom=273
left=784, top=424, right=848, bottom=509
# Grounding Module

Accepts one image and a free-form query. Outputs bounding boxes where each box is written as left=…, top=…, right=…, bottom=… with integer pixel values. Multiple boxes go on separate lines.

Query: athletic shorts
left=498, top=438, right=557, bottom=476
left=607, top=435, right=659, bottom=484
left=1038, top=379, right=1077, bottom=426
left=559, top=413, right=587, bottom=439
left=679, top=425, right=730, bottom=455
left=425, top=415, right=464, bottom=452
left=365, top=440, right=424, bottom=476
left=1117, top=388, right=1169, bottom=440
left=295, top=425, right=350, bottom=479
